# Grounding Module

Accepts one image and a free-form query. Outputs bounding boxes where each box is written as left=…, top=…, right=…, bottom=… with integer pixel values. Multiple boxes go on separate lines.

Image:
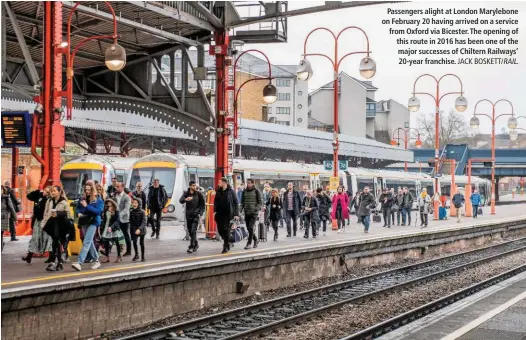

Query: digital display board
left=1, top=111, right=32, bottom=147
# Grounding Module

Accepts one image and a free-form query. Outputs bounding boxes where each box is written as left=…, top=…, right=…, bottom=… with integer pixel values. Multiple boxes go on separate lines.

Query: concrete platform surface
left=2, top=204, right=526, bottom=291
left=379, top=271, right=526, bottom=340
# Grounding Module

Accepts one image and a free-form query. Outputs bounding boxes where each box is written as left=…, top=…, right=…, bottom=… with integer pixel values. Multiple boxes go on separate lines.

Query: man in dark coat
left=302, top=190, right=319, bottom=239
left=241, top=179, right=263, bottom=249
left=401, top=187, right=414, bottom=226
left=179, top=181, right=205, bottom=253
left=107, top=178, right=118, bottom=198
left=316, top=188, right=332, bottom=235
left=282, top=182, right=302, bottom=237
left=214, top=178, right=239, bottom=254
left=147, top=179, right=168, bottom=239
left=379, top=188, right=393, bottom=228
left=357, top=186, right=376, bottom=233
left=3, top=180, right=19, bottom=241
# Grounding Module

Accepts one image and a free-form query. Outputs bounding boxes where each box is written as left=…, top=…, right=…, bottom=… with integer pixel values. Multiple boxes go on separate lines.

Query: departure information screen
left=1, top=111, right=32, bottom=147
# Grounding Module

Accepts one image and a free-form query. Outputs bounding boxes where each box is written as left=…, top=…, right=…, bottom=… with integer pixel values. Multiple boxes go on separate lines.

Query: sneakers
left=337, top=229, right=341, bottom=233
left=91, top=261, right=101, bottom=270
left=244, top=244, right=252, bottom=250
left=187, top=247, right=194, bottom=254
left=71, top=262, right=82, bottom=271
left=323, top=232, right=327, bottom=236
left=150, top=230, right=156, bottom=238
left=193, top=243, right=199, bottom=252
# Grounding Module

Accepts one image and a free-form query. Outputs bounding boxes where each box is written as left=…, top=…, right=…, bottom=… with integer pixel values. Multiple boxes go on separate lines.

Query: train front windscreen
left=129, top=167, right=176, bottom=197
left=60, top=169, right=102, bottom=200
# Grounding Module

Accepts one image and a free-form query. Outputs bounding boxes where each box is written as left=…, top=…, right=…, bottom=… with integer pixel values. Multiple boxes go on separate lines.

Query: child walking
left=100, top=199, right=125, bottom=263
left=130, top=197, right=147, bottom=261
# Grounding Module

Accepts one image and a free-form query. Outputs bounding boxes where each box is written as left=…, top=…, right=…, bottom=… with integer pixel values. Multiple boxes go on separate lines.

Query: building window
left=366, top=103, right=376, bottom=111
left=276, top=79, right=291, bottom=87
left=298, top=91, right=303, bottom=96
left=267, top=107, right=272, bottom=114
left=277, top=93, right=291, bottom=101
left=297, top=104, right=303, bottom=109
left=276, top=107, right=290, bottom=114
left=276, top=120, right=290, bottom=126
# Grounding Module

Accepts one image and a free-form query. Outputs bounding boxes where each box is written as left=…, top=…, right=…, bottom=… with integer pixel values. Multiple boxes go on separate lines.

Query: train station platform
left=380, top=271, right=526, bottom=340
left=2, top=204, right=526, bottom=340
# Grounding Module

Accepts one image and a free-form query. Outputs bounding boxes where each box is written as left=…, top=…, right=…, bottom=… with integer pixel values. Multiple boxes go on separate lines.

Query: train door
left=232, top=171, right=244, bottom=189
left=187, top=167, right=198, bottom=187
left=310, top=173, right=320, bottom=191
left=374, top=177, right=383, bottom=198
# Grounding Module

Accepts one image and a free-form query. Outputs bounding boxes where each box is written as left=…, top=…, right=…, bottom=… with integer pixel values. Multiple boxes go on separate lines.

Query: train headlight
left=167, top=204, right=175, bottom=213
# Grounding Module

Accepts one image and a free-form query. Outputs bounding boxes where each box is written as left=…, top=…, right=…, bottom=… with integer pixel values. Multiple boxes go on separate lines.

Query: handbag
left=391, top=203, right=399, bottom=212
left=77, top=214, right=94, bottom=227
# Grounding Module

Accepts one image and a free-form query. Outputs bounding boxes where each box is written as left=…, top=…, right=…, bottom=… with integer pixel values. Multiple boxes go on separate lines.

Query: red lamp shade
left=415, top=139, right=423, bottom=148
left=390, top=139, right=398, bottom=146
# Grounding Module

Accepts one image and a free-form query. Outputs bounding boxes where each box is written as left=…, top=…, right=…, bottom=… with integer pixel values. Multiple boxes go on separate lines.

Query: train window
left=442, top=184, right=451, bottom=197
left=357, top=177, right=374, bottom=196
left=130, top=167, right=176, bottom=197
left=60, top=169, right=102, bottom=200
left=199, top=177, right=214, bottom=190
left=385, top=179, right=401, bottom=191
left=346, top=175, right=355, bottom=194
left=189, top=174, right=197, bottom=183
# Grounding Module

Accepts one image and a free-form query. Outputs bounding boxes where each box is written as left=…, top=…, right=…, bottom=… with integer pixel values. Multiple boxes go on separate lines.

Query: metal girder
left=182, top=48, right=215, bottom=123
left=62, top=1, right=203, bottom=46
left=151, top=57, right=182, bottom=109
left=1, top=82, right=34, bottom=99
left=3, top=2, right=39, bottom=85
left=126, top=1, right=215, bottom=32
left=228, top=1, right=398, bottom=27
left=118, top=71, right=149, bottom=100
left=87, top=78, right=114, bottom=94
left=187, top=1, right=223, bottom=29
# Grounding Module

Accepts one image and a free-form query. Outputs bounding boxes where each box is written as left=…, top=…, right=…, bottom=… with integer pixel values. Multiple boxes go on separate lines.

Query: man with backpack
left=452, top=191, right=465, bottom=223
left=241, top=179, right=263, bottom=249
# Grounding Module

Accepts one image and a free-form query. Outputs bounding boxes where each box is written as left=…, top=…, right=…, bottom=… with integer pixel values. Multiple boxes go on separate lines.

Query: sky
left=243, top=1, right=526, bottom=133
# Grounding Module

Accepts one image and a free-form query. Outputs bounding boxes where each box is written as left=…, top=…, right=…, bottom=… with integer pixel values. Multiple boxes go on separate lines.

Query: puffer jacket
left=41, top=197, right=73, bottom=239
left=179, top=189, right=205, bottom=218
left=470, top=193, right=481, bottom=206
left=27, top=190, right=48, bottom=221
left=266, top=196, right=282, bottom=221
left=316, top=193, right=331, bottom=218
left=129, top=207, right=147, bottom=236
left=241, top=186, right=263, bottom=216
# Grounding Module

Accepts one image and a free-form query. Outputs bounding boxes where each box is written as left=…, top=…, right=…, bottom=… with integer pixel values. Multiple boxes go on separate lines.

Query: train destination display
left=1, top=111, right=32, bottom=147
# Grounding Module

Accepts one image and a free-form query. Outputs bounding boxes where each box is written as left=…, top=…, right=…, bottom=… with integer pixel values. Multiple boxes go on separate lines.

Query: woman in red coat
left=331, top=186, right=350, bottom=232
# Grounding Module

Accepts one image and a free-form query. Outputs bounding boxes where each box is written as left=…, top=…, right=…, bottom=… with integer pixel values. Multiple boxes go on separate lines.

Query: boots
left=115, top=256, right=122, bottom=263
left=22, top=252, right=33, bottom=264
left=132, top=254, right=140, bottom=261
left=274, top=233, right=278, bottom=241
left=193, top=241, right=199, bottom=252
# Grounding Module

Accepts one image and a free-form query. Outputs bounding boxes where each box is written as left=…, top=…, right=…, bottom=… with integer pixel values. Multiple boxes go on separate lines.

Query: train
left=60, top=154, right=492, bottom=221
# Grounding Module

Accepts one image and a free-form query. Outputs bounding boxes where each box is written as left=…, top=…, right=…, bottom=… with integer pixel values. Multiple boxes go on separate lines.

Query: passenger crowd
left=3, top=176, right=481, bottom=271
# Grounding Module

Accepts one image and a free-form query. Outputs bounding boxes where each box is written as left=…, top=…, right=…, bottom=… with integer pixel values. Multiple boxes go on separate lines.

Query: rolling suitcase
left=439, top=207, right=447, bottom=220
left=372, top=211, right=382, bottom=223
left=258, top=211, right=267, bottom=241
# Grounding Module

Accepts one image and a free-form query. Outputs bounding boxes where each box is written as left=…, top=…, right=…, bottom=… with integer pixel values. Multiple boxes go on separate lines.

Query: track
left=117, top=237, right=526, bottom=340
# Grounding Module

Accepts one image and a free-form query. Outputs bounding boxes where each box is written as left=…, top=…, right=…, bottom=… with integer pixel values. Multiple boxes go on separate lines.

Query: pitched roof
left=309, top=71, right=378, bottom=96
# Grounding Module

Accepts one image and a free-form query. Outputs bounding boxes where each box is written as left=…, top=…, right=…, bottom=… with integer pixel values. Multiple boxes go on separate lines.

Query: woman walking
left=266, top=188, right=283, bottom=241
left=72, top=182, right=103, bottom=271
left=41, top=186, right=73, bottom=271
left=129, top=197, right=147, bottom=261
left=316, top=188, right=332, bottom=236
left=23, top=187, right=53, bottom=263
left=95, top=183, right=107, bottom=200
left=331, top=186, right=350, bottom=233
left=100, top=199, right=124, bottom=263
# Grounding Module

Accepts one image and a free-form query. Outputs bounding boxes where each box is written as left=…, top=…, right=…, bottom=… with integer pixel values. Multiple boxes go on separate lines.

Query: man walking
left=147, top=179, right=168, bottom=239
left=282, top=182, right=302, bottom=237
left=358, top=187, right=376, bottom=233
left=241, top=179, right=263, bottom=249
left=470, top=189, right=482, bottom=218
left=3, top=180, right=20, bottom=241
left=302, top=190, right=319, bottom=239
left=379, top=188, right=393, bottom=228
left=214, top=178, right=239, bottom=254
left=114, top=182, right=132, bottom=256
left=179, top=181, right=205, bottom=253
left=107, top=177, right=118, bottom=198
left=452, top=191, right=465, bottom=223
left=401, top=187, right=414, bottom=226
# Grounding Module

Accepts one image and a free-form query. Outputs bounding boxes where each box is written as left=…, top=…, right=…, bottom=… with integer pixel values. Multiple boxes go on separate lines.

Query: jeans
left=245, top=214, right=258, bottom=245
left=186, top=214, right=199, bottom=248
left=78, top=225, right=99, bottom=264
left=131, top=233, right=145, bottom=258
left=120, top=222, right=131, bottom=253
left=420, top=212, right=428, bottom=226
left=382, top=208, right=391, bottom=226
left=396, top=211, right=401, bottom=225
left=321, top=219, right=328, bottom=232
left=303, top=216, right=317, bottom=237
left=402, top=208, right=411, bottom=225
left=361, top=215, right=371, bottom=231
left=473, top=205, right=479, bottom=218
left=286, top=211, right=298, bottom=236
left=149, top=209, right=163, bottom=235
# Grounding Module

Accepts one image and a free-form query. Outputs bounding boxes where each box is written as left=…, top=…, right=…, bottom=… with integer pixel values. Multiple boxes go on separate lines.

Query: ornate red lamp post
left=390, top=127, right=423, bottom=171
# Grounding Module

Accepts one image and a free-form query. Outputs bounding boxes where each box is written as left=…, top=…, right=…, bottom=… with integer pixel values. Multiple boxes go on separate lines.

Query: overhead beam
left=1, top=82, right=34, bottom=99
left=118, top=71, right=149, bottom=100
left=229, top=1, right=398, bottom=27
left=187, top=1, right=224, bottom=29
left=62, top=1, right=203, bottom=46
left=125, top=1, right=215, bottom=32
left=182, top=48, right=215, bottom=123
left=3, top=2, right=39, bottom=85
left=151, top=57, right=182, bottom=109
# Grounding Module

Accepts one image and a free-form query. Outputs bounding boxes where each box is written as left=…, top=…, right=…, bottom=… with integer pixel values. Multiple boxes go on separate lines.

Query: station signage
left=323, top=160, right=348, bottom=171
left=1, top=111, right=32, bottom=147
